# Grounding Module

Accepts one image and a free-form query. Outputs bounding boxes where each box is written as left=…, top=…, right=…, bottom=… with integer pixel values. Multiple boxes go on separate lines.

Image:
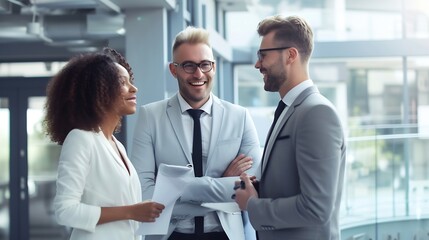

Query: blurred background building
left=0, top=0, right=428, bottom=239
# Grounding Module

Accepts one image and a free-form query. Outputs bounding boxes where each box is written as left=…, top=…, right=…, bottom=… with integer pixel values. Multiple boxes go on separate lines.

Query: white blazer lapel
left=98, top=132, right=128, bottom=172
left=112, top=136, right=133, bottom=174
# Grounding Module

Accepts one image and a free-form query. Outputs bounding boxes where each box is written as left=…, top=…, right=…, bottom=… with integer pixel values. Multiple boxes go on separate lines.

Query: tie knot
left=187, top=109, right=204, bottom=120
left=274, top=100, right=286, bottom=119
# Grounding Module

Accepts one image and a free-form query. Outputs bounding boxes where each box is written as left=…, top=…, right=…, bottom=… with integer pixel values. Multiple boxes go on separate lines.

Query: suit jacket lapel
left=166, top=94, right=193, bottom=165
left=99, top=132, right=128, bottom=172
left=261, top=86, right=319, bottom=174
left=206, top=95, right=224, bottom=170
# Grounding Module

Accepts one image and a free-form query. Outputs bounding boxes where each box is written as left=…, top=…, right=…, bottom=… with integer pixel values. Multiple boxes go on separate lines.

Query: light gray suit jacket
left=247, top=86, right=346, bottom=240
left=131, top=93, right=261, bottom=240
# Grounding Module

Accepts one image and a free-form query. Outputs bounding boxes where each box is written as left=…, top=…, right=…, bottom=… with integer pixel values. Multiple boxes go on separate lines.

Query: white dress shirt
left=176, top=93, right=223, bottom=233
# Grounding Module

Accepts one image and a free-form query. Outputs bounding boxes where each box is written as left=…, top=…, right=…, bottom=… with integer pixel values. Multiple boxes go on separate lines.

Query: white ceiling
left=0, top=0, right=178, bottom=62
left=0, top=0, right=409, bottom=63
left=0, top=0, right=253, bottom=62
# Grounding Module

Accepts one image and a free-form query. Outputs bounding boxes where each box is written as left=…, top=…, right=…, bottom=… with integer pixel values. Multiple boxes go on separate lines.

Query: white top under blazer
left=54, top=129, right=142, bottom=240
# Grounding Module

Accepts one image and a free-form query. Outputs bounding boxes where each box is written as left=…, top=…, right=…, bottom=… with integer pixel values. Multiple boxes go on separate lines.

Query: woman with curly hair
left=44, top=47, right=164, bottom=240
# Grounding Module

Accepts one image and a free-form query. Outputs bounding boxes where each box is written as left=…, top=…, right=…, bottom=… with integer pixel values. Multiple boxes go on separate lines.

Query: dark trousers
left=168, top=231, right=229, bottom=240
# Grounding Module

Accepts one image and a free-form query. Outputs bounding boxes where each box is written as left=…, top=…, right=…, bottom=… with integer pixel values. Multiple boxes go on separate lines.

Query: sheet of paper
left=137, top=163, right=194, bottom=235
left=201, top=202, right=241, bottom=214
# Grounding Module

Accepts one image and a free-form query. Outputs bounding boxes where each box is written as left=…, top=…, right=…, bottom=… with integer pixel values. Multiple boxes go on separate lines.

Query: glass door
left=26, top=95, right=69, bottom=240
left=0, top=97, right=10, bottom=240
left=0, top=77, right=69, bottom=240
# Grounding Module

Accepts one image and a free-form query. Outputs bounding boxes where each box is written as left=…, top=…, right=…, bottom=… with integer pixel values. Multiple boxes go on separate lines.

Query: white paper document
left=137, top=163, right=194, bottom=236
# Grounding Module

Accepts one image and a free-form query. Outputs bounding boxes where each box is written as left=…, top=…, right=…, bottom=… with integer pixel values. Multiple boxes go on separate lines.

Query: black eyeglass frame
left=172, top=60, right=215, bottom=74
left=257, top=46, right=292, bottom=61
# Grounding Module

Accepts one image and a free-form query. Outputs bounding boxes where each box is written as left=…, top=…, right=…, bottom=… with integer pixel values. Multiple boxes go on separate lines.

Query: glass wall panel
left=27, top=97, right=68, bottom=239
left=235, top=64, right=281, bottom=145
left=405, top=0, right=429, bottom=38
left=0, top=98, right=10, bottom=240
left=0, top=62, right=66, bottom=77
left=407, top=57, right=429, bottom=219
left=342, top=9, right=402, bottom=41
left=226, top=0, right=403, bottom=46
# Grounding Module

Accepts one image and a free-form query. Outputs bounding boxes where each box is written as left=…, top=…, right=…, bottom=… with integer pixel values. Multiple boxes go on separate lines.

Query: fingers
left=234, top=178, right=243, bottom=188
left=223, top=155, right=253, bottom=177
left=233, top=154, right=253, bottom=166
left=232, top=153, right=245, bottom=163
left=155, top=203, right=165, bottom=210
left=152, top=203, right=165, bottom=215
left=232, top=174, right=250, bottom=199
left=239, top=172, right=249, bottom=180
left=150, top=209, right=162, bottom=219
left=237, top=158, right=253, bottom=172
left=232, top=156, right=253, bottom=174
left=237, top=155, right=252, bottom=165
left=138, top=202, right=165, bottom=222
left=233, top=174, right=259, bottom=211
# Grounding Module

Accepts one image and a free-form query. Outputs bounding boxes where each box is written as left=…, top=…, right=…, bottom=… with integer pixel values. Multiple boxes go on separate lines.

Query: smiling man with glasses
left=131, top=26, right=261, bottom=240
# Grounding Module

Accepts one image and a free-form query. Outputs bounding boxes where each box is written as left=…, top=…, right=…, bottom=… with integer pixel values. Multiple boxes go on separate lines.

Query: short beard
left=264, top=70, right=285, bottom=92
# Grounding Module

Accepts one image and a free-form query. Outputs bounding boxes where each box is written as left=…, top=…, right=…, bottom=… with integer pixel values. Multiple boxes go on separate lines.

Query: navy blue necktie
left=261, top=100, right=287, bottom=167
left=273, top=100, right=286, bottom=129
left=187, top=109, right=204, bottom=235
left=267, top=100, right=286, bottom=141
left=187, top=109, right=204, bottom=177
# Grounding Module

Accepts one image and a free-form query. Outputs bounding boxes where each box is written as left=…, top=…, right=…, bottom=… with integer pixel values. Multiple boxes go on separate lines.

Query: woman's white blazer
left=54, top=129, right=142, bottom=240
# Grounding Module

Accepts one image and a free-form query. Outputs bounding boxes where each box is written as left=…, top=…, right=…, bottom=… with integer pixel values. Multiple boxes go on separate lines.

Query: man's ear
left=287, top=47, right=299, bottom=64
left=169, top=62, right=177, bottom=78
left=212, top=61, right=216, bottom=74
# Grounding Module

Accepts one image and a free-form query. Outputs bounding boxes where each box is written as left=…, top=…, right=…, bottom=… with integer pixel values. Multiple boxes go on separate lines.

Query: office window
left=405, top=0, right=429, bottom=38
left=0, top=62, right=66, bottom=77
left=225, top=0, right=405, bottom=45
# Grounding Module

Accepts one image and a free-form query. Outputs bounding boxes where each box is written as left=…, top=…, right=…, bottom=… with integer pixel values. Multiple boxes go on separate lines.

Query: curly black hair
left=43, top=47, right=134, bottom=145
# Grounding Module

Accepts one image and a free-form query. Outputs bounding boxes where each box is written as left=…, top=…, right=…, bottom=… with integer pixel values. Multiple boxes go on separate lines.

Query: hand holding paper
left=137, top=164, right=194, bottom=235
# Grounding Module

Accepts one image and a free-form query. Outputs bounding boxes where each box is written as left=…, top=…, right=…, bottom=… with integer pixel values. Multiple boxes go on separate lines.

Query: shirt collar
left=178, top=92, right=213, bottom=115
left=281, top=79, right=314, bottom=106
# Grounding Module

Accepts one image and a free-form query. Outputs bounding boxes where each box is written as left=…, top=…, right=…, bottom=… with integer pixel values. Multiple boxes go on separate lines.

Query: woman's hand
left=129, top=201, right=165, bottom=222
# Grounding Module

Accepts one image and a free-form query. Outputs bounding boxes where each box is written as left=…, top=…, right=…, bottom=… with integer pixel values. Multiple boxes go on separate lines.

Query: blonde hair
left=172, top=26, right=211, bottom=56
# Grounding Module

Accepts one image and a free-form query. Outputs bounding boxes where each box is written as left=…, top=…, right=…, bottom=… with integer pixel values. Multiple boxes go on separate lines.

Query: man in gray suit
left=131, top=26, right=261, bottom=240
left=234, top=15, right=346, bottom=240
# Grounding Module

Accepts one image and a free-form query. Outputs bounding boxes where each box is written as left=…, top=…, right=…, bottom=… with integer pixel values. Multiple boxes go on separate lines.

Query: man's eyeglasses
left=173, top=60, right=214, bottom=74
left=257, top=47, right=292, bottom=61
